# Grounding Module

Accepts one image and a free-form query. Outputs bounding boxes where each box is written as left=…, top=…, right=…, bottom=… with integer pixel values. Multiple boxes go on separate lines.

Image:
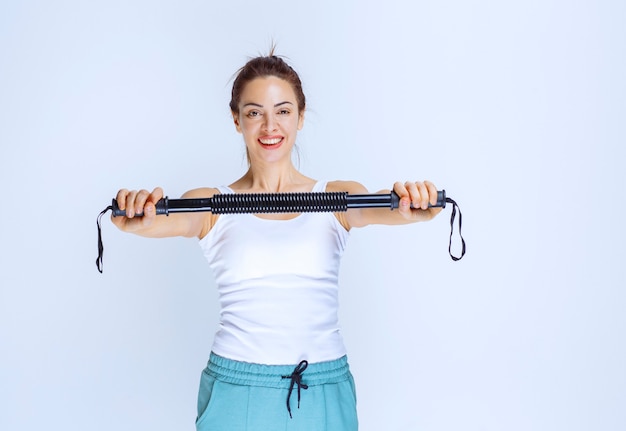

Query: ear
left=297, top=110, right=305, bottom=131
left=232, top=112, right=242, bottom=134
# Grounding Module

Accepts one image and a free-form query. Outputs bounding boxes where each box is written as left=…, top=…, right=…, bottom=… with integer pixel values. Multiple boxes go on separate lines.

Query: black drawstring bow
left=281, top=360, right=309, bottom=418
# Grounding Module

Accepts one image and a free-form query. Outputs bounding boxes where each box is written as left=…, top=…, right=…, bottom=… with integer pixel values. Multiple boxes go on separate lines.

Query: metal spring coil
left=211, top=192, right=348, bottom=214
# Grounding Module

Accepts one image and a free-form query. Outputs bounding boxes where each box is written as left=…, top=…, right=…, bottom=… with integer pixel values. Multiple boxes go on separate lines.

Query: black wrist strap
left=445, top=197, right=466, bottom=261
left=96, top=205, right=112, bottom=273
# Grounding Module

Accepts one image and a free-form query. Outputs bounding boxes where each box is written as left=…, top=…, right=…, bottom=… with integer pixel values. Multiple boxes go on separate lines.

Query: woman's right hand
left=110, top=187, right=164, bottom=232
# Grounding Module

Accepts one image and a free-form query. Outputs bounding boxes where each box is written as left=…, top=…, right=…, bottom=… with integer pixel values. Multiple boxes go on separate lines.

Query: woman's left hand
left=393, top=180, right=444, bottom=221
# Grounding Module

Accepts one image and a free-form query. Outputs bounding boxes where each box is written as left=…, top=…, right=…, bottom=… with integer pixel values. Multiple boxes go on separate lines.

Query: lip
left=258, top=135, right=284, bottom=149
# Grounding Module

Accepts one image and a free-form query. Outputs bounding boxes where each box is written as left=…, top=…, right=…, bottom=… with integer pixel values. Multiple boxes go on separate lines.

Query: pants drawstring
left=281, top=360, right=308, bottom=418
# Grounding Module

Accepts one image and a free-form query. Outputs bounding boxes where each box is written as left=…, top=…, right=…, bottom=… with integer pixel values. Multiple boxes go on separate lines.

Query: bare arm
left=328, top=180, right=444, bottom=230
left=110, top=187, right=218, bottom=239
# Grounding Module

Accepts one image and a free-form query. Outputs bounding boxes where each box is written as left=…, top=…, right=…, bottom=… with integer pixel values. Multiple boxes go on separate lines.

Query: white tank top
left=198, top=181, right=350, bottom=365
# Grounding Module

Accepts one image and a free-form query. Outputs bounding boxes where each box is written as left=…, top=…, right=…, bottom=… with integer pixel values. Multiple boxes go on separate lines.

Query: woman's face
left=233, top=76, right=304, bottom=165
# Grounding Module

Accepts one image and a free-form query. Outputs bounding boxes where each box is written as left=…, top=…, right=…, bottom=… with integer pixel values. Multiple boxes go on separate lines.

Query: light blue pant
left=196, top=353, right=358, bottom=430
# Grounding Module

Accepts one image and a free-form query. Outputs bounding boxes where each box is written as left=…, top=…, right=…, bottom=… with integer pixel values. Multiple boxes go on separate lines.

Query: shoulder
left=326, top=180, right=370, bottom=231
left=182, top=187, right=220, bottom=199
left=326, top=180, right=369, bottom=194
left=181, top=187, right=221, bottom=239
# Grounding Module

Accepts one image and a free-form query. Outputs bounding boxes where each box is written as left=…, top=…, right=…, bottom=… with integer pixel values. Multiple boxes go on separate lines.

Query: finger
left=414, top=181, right=430, bottom=210
left=393, top=181, right=408, bottom=198
left=149, top=187, right=164, bottom=204
left=134, top=189, right=153, bottom=216
left=404, top=181, right=421, bottom=209
left=116, top=189, right=129, bottom=211
left=125, top=190, right=138, bottom=218
left=142, top=188, right=161, bottom=221
left=392, top=181, right=411, bottom=218
left=424, top=180, right=439, bottom=207
left=140, top=202, right=156, bottom=226
left=139, top=187, right=164, bottom=221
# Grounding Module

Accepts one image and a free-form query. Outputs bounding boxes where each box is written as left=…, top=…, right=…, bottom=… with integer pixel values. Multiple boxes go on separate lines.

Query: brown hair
left=229, top=47, right=306, bottom=115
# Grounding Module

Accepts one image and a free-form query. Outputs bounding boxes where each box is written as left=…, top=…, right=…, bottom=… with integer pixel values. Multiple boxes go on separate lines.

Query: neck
left=236, top=160, right=309, bottom=193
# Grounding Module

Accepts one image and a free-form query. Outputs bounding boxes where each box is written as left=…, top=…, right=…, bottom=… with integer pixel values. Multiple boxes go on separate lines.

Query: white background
left=1, top=1, right=624, bottom=430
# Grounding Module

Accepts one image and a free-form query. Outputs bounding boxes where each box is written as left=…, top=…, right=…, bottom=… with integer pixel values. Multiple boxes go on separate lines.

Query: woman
left=112, top=51, right=442, bottom=430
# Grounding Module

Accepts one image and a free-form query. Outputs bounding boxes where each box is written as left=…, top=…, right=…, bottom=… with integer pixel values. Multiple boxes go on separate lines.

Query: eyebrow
left=242, top=101, right=294, bottom=109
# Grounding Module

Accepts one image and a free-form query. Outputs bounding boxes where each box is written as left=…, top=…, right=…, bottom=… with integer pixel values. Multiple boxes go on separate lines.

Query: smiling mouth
left=259, top=137, right=283, bottom=146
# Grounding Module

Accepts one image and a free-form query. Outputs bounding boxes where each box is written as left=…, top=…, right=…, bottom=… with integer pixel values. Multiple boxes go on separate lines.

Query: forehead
left=239, top=76, right=297, bottom=105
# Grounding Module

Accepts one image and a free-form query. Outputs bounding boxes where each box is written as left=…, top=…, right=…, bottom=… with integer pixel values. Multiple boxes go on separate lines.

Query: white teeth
left=260, top=138, right=282, bottom=145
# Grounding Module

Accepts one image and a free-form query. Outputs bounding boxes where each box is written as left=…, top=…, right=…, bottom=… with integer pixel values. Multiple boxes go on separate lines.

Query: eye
left=277, top=109, right=291, bottom=115
left=246, top=110, right=262, bottom=118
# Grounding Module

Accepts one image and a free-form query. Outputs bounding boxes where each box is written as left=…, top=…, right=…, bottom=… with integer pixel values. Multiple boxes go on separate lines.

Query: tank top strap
left=312, top=180, right=327, bottom=193
left=216, top=185, right=234, bottom=194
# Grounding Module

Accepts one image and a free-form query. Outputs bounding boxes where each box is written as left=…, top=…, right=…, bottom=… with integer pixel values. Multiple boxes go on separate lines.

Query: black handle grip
left=390, top=190, right=446, bottom=209
left=111, top=197, right=169, bottom=217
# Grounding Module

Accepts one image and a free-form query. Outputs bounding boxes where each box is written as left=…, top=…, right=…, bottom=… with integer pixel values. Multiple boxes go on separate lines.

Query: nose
left=262, top=112, right=278, bottom=132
